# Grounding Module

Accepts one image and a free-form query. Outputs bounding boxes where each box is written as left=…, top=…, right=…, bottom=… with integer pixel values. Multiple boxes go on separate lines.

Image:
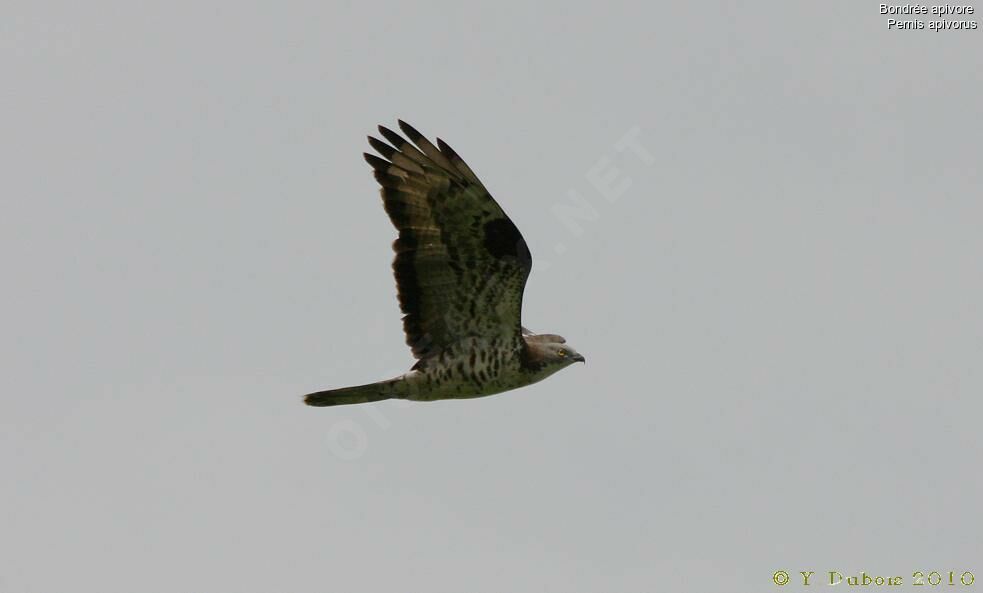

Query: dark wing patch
left=483, top=218, right=532, bottom=264
left=365, top=121, right=533, bottom=360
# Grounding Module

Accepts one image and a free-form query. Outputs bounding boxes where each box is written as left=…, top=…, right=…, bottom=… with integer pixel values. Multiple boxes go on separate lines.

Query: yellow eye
left=557, top=350, right=566, bottom=357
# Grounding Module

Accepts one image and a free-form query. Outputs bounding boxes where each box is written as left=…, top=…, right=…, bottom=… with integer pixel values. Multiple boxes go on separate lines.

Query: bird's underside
left=304, top=121, right=583, bottom=407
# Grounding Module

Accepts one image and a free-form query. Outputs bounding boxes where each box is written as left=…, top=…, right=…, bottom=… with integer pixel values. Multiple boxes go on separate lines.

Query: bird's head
left=542, top=341, right=586, bottom=366
left=522, top=334, right=585, bottom=379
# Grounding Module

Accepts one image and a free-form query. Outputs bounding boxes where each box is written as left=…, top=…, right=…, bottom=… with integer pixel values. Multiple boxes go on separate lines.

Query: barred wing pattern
left=364, top=121, right=533, bottom=361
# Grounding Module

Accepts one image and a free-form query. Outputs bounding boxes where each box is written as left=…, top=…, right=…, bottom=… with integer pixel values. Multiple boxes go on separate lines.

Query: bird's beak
left=573, top=354, right=586, bottom=364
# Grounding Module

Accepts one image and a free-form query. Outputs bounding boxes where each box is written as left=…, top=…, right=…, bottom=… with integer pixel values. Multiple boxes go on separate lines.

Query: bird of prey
left=304, top=120, right=584, bottom=407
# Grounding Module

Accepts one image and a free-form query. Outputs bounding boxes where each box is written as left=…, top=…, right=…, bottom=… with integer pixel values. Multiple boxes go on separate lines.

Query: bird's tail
left=303, top=379, right=399, bottom=407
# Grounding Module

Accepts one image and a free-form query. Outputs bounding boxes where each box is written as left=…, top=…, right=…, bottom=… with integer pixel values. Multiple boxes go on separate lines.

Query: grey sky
left=2, top=1, right=982, bottom=591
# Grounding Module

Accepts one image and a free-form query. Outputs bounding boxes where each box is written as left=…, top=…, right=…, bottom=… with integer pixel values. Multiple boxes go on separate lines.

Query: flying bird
left=304, top=121, right=584, bottom=407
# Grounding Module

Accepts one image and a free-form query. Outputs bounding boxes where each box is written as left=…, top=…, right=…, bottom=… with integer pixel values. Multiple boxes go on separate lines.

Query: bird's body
left=305, top=121, right=583, bottom=407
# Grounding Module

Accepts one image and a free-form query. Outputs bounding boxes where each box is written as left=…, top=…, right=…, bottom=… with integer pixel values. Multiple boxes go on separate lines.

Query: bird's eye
left=557, top=350, right=566, bottom=357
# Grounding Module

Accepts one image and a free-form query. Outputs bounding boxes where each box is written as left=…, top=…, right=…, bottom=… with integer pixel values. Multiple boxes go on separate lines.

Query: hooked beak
left=573, top=353, right=586, bottom=364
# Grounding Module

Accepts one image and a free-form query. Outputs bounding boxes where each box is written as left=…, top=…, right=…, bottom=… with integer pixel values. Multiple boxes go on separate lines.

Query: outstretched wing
left=365, top=120, right=532, bottom=360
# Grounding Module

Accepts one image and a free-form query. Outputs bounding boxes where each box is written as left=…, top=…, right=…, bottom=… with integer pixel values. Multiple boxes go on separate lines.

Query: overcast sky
left=3, top=1, right=982, bottom=591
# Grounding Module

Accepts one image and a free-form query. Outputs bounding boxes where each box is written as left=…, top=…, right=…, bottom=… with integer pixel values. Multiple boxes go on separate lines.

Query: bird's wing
left=365, top=120, right=532, bottom=360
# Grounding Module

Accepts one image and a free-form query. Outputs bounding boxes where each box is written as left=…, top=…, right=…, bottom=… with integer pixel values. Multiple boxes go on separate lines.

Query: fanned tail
left=304, top=379, right=398, bottom=407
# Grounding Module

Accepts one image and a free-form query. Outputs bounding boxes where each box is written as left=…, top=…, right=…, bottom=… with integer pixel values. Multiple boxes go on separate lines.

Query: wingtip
left=367, top=135, right=395, bottom=158
left=363, top=152, right=389, bottom=170
left=378, top=125, right=404, bottom=147
left=397, top=119, right=424, bottom=142
left=436, top=137, right=458, bottom=158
